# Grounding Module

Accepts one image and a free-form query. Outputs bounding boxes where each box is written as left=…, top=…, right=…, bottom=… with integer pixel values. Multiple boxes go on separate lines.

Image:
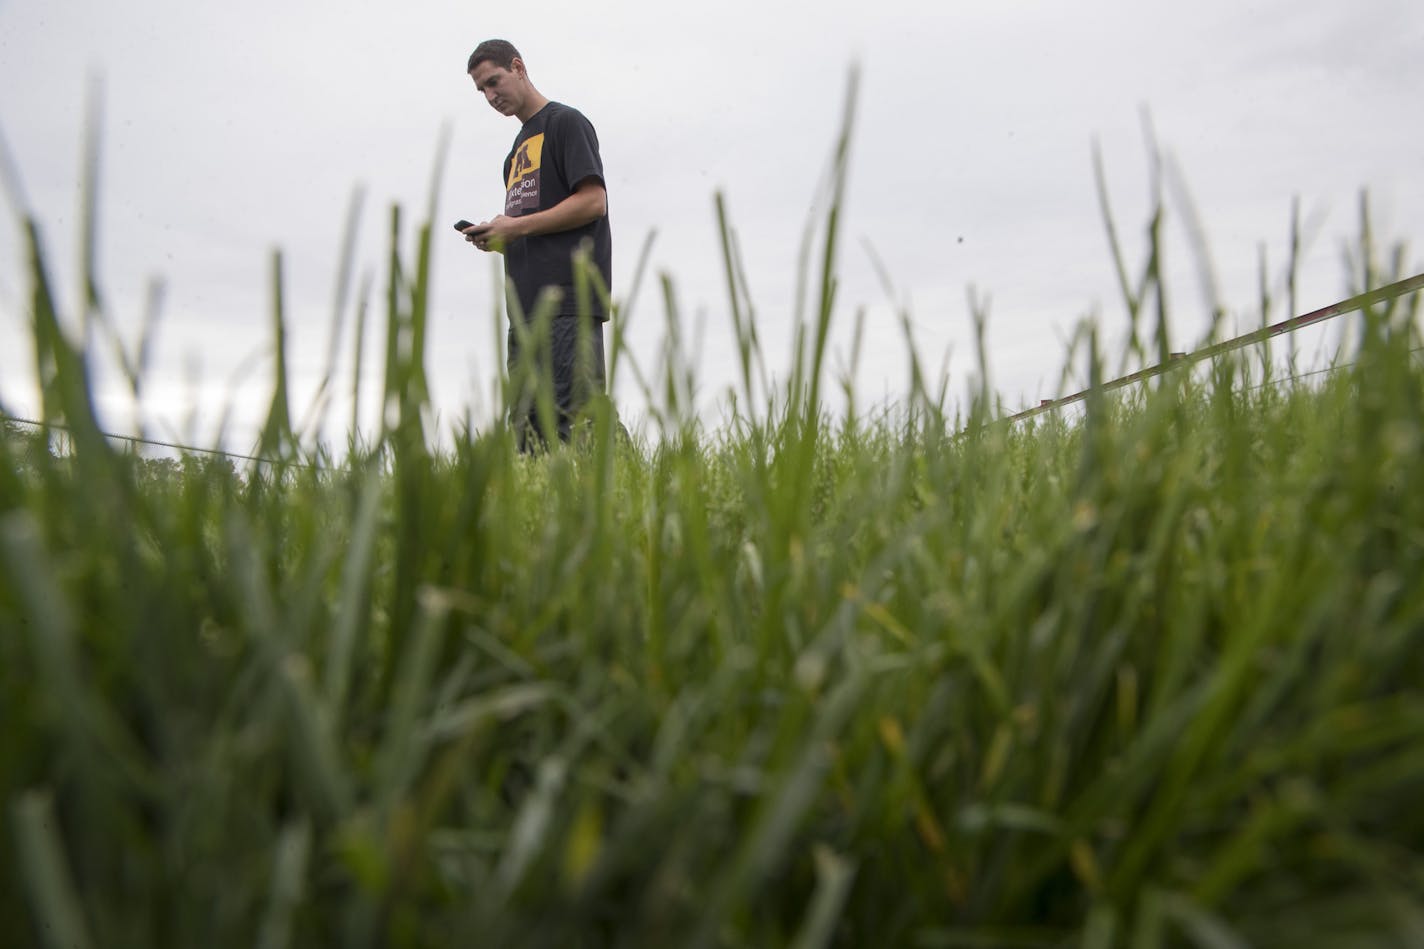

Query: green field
left=4, top=110, right=1424, bottom=946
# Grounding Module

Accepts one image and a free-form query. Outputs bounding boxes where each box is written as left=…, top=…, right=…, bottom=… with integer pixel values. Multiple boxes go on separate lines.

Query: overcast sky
left=2, top=0, right=1421, bottom=450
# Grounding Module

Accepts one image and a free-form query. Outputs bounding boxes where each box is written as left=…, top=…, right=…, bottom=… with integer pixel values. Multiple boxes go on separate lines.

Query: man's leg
left=549, top=316, right=606, bottom=442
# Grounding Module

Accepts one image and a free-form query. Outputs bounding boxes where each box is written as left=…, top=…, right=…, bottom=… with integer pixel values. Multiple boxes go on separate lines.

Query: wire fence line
left=4, top=273, right=1422, bottom=465
left=1004, top=271, right=1424, bottom=424
left=1238, top=344, right=1424, bottom=395
left=0, top=413, right=322, bottom=471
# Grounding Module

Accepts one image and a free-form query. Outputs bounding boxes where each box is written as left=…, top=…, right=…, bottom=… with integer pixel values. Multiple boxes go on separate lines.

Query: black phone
left=454, top=219, right=476, bottom=232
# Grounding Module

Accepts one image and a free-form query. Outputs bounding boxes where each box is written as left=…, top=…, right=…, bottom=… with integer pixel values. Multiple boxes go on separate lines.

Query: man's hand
left=463, top=215, right=519, bottom=254
left=462, top=181, right=606, bottom=253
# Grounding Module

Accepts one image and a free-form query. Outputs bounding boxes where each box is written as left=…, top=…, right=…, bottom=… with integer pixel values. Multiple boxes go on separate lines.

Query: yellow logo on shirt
left=507, top=133, right=544, bottom=189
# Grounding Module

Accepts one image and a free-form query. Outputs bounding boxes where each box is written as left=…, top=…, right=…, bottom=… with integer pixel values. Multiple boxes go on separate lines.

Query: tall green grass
left=3, top=84, right=1423, bottom=947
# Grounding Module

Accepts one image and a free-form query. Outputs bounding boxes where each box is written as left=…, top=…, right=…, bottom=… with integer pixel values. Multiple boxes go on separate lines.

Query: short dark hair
left=467, top=39, right=520, bottom=74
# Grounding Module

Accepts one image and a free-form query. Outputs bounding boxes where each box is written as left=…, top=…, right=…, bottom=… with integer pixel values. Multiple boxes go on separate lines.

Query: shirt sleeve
left=551, top=108, right=606, bottom=193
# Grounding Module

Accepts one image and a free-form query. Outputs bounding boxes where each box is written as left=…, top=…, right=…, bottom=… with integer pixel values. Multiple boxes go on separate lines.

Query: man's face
left=470, top=60, right=523, bottom=117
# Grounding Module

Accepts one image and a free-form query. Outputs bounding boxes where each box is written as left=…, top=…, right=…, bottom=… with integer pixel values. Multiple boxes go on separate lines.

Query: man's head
left=468, top=39, right=540, bottom=120
left=467, top=39, right=520, bottom=74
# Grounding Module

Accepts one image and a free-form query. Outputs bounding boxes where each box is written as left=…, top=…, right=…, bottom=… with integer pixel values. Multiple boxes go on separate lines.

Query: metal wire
left=0, top=413, right=322, bottom=471
left=1005, top=272, right=1424, bottom=423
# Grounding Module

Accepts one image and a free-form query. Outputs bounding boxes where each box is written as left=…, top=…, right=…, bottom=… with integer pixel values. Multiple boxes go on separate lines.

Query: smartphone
left=454, top=219, right=476, bottom=233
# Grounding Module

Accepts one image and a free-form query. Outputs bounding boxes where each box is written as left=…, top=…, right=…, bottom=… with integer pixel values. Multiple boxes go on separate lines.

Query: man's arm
left=467, top=178, right=606, bottom=252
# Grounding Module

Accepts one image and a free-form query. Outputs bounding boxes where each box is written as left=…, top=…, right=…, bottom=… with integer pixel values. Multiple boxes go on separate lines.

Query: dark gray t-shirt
left=501, top=101, right=612, bottom=321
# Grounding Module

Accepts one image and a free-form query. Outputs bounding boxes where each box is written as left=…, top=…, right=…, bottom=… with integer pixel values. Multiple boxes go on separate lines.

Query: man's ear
left=511, top=57, right=527, bottom=79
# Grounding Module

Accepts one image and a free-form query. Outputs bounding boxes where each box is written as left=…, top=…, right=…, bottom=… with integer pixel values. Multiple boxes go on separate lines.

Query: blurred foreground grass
left=3, top=92, right=1424, bottom=947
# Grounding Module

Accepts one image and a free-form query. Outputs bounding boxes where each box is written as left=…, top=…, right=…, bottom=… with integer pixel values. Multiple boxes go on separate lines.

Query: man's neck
left=516, top=91, right=551, bottom=124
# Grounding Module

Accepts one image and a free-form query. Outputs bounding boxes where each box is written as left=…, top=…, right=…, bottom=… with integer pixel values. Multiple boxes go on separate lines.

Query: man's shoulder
left=543, top=101, right=596, bottom=131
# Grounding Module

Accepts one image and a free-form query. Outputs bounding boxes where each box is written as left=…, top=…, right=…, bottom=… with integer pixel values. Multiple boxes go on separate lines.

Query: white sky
left=2, top=0, right=1421, bottom=450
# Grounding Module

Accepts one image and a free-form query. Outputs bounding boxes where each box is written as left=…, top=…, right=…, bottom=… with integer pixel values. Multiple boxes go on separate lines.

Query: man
left=463, top=39, right=613, bottom=449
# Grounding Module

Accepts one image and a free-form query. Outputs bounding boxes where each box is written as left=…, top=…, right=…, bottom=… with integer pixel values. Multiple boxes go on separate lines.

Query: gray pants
left=506, top=316, right=606, bottom=451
